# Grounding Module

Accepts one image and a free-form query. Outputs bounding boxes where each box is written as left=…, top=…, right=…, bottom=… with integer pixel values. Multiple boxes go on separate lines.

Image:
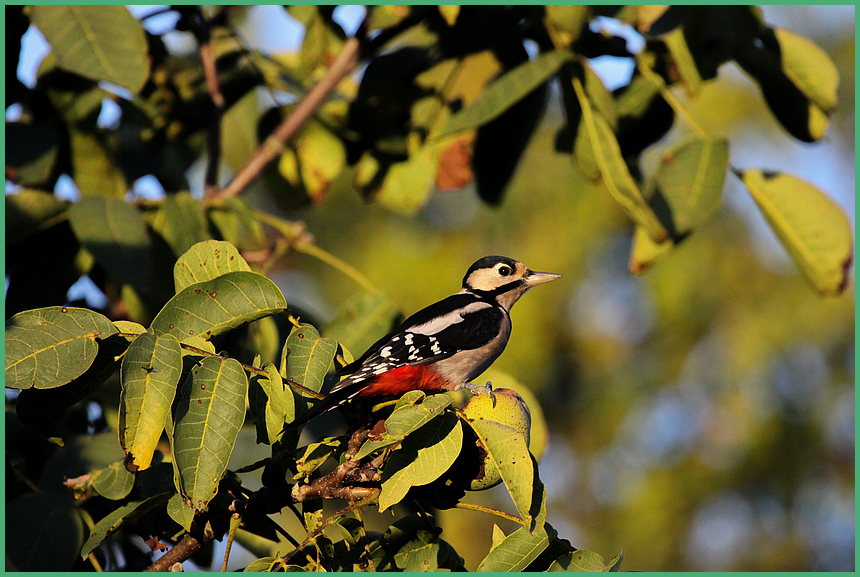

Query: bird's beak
left=525, top=270, right=562, bottom=286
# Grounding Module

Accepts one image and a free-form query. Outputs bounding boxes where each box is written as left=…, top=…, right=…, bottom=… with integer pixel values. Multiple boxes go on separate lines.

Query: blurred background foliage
left=6, top=4, right=854, bottom=571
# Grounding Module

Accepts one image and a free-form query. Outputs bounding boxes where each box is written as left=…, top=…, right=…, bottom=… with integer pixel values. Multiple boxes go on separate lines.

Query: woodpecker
left=291, top=256, right=560, bottom=427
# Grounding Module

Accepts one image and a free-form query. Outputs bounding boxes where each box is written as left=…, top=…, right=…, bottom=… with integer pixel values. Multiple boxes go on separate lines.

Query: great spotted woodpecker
left=292, top=256, right=560, bottom=427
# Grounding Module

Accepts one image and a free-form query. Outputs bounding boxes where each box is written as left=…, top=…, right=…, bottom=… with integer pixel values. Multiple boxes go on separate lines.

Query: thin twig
left=210, top=37, right=363, bottom=201
left=220, top=514, right=241, bottom=571
left=200, top=39, right=226, bottom=196
left=454, top=502, right=526, bottom=526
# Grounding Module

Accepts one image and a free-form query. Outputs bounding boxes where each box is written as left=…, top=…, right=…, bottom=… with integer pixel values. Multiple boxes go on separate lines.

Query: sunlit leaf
left=151, top=192, right=212, bottom=260
left=379, top=412, right=463, bottom=512
left=774, top=27, right=838, bottom=114
left=740, top=169, right=853, bottom=295
left=249, top=360, right=292, bottom=445
left=356, top=392, right=453, bottom=460
left=173, top=240, right=251, bottom=294
left=5, top=306, right=117, bottom=390
left=81, top=493, right=171, bottom=558
left=173, top=356, right=248, bottom=513
left=629, top=224, right=674, bottom=275
left=662, top=28, right=702, bottom=95
left=477, top=522, right=551, bottom=571
left=282, top=324, right=337, bottom=400
left=68, top=197, right=151, bottom=288
left=278, top=118, right=347, bottom=203
left=30, top=5, right=149, bottom=92
left=293, top=436, right=345, bottom=481
left=545, top=5, right=590, bottom=45
left=439, top=50, right=574, bottom=138
left=167, top=492, right=194, bottom=532
left=119, top=332, right=183, bottom=471
left=150, top=271, right=286, bottom=343
left=548, top=549, right=624, bottom=572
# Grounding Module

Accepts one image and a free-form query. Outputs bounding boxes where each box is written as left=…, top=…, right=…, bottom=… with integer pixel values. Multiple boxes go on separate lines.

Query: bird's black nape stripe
left=467, top=278, right=527, bottom=299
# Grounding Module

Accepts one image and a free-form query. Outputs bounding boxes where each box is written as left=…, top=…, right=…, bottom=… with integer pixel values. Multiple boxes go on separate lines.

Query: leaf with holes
left=120, top=332, right=183, bottom=471
left=5, top=306, right=117, bottom=390
left=29, top=5, right=149, bottom=92
left=378, top=412, right=463, bottom=512
left=172, top=356, right=247, bottom=513
left=80, top=493, right=171, bottom=558
left=68, top=197, right=151, bottom=289
left=173, top=240, right=252, bottom=294
left=355, top=393, right=453, bottom=460
left=740, top=169, right=853, bottom=295
left=150, top=271, right=286, bottom=343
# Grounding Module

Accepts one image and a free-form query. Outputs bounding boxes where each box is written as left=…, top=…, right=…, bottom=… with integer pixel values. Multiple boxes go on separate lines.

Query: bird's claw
left=466, top=381, right=497, bottom=408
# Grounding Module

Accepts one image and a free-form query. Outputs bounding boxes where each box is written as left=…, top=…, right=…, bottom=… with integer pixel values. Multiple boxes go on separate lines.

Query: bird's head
left=461, top=256, right=561, bottom=311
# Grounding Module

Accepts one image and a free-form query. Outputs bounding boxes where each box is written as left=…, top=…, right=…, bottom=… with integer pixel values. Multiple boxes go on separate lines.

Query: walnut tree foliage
left=4, top=5, right=852, bottom=572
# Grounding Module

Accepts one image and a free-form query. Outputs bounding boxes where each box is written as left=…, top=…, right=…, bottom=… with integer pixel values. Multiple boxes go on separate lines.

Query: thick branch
left=144, top=533, right=211, bottom=572
left=209, top=37, right=362, bottom=201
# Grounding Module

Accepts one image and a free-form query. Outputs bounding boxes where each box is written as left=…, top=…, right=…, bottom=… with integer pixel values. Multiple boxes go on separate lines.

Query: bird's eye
left=498, top=265, right=512, bottom=276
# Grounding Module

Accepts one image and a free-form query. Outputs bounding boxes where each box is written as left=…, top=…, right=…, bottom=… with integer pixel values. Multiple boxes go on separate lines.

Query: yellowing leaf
left=741, top=169, right=853, bottom=295
left=774, top=27, right=839, bottom=113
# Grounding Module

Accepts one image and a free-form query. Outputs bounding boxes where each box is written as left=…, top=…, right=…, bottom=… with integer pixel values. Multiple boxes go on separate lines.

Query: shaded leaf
left=740, top=169, right=853, bottom=295
left=207, top=197, right=265, bottom=252
left=90, top=460, right=136, bottom=500
left=150, top=271, right=286, bottom=343
left=68, top=197, right=151, bottom=288
left=650, top=135, right=728, bottom=236
left=4, top=124, right=59, bottom=189
left=249, top=360, right=291, bottom=445
left=379, top=412, right=463, bottom=512
left=68, top=130, right=128, bottom=198
left=5, top=306, right=117, bottom=390
left=151, top=192, right=212, bottom=260
left=81, top=493, right=172, bottom=558
left=173, top=240, right=251, bottom=294
left=477, top=522, right=552, bottom=571
left=439, top=50, right=573, bottom=138
left=30, top=5, right=149, bottom=92
left=6, top=493, right=83, bottom=571
left=119, top=332, right=183, bottom=471
left=173, top=356, right=248, bottom=513
left=167, top=491, right=194, bottom=532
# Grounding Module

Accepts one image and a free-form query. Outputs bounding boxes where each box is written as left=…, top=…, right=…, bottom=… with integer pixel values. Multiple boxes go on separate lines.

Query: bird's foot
left=465, top=381, right=497, bottom=408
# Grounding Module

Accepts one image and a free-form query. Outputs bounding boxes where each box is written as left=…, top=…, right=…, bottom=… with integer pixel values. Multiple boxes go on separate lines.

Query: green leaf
left=356, top=393, right=453, bottom=460
left=355, top=144, right=438, bottom=214
left=30, top=5, right=149, bottom=92
left=119, top=332, right=183, bottom=471
left=207, top=197, right=265, bottom=252
left=650, top=135, right=728, bottom=236
left=293, top=436, right=345, bottom=481
left=548, top=549, right=624, bottom=572
left=68, top=197, right=152, bottom=289
left=283, top=324, right=337, bottom=400
left=465, top=417, right=539, bottom=528
left=151, top=192, right=212, bottom=260
left=662, top=28, right=702, bottom=95
left=774, top=27, right=839, bottom=114
left=477, top=522, right=551, bottom=571
left=572, top=78, right=667, bottom=242
left=90, top=460, right=136, bottom=500
left=173, top=240, right=252, bottom=294
left=15, top=332, right=130, bottom=445
left=5, top=124, right=59, bottom=189
left=247, top=316, right=281, bottom=366
left=439, top=50, right=574, bottom=138
left=6, top=493, right=83, bottom=571
left=150, top=271, right=287, bottom=343
left=68, top=130, right=128, bottom=198
left=5, top=189, right=68, bottom=244
left=740, top=169, right=853, bottom=295
left=379, top=412, right=463, bottom=512
left=5, top=306, right=117, bottom=390
left=629, top=224, right=674, bottom=275
left=173, top=356, right=248, bottom=513
left=167, top=492, right=195, bottom=532
left=324, top=291, right=400, bottom=358
left=81, top=493, right=172, bottom=558
left=249, top=360, right=292, bottom=445
left=394, top=529, right=442, bottom=571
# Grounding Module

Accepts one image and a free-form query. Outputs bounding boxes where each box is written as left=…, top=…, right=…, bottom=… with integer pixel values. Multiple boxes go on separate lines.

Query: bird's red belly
left=354, top=365, right=452, bottom=398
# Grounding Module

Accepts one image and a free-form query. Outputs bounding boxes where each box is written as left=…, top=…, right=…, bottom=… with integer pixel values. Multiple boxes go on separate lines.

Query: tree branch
left=209, top=36, right=362, bottom=201
left=144, top=532, right=212, bottom=572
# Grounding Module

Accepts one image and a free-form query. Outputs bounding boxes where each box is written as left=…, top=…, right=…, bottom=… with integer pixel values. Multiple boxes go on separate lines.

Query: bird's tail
left=285, top=378, right=364, bottom=430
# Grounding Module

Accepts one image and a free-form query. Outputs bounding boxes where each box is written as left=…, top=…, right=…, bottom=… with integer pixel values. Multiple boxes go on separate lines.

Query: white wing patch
left=408, top=301, right=493, bottom=335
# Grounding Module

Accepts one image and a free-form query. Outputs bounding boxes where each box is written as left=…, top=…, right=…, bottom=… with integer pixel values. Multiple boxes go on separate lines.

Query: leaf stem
left=220, top=514, right=241, bottom=571
left=454, top=502, right=526, bottom=526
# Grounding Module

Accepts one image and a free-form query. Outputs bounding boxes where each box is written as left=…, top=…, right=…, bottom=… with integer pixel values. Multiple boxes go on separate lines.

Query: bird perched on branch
left=291, top=256, right=560, bottom=428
